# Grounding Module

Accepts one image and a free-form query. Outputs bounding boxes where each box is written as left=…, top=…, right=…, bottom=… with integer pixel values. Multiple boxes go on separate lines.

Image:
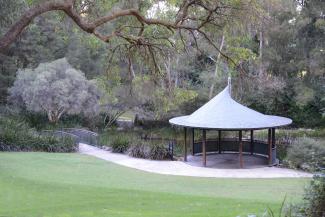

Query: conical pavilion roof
left=169, top=85, right=292, bottom=130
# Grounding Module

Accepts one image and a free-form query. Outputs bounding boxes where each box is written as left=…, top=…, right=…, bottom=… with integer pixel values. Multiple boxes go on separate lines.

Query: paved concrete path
left=79, top=143, right=312, bottom=178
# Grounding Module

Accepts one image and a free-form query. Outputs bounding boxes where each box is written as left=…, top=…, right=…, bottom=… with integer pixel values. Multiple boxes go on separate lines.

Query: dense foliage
left=302, top=174, right=325, bottom=217
left=9, top=58, right=100, bottom=123
left=147, top=143, right=170, bottom=160
left=285, top=137, right=325, bottom=172
left=110, top=135, right=130, bottom=153
left=127, top=142, right=150, bottom=159
left=0, top=115, right=77, bottom=152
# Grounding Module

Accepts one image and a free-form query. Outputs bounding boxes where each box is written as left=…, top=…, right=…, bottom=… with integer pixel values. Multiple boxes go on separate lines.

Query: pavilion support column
left=192, top=128, right=195, bottom=155
left=202, top=129, right=207, bottom=167
left=218, top=130, right=221, bottom=154
left=271, top=128, right=275, bottom=165
left=239, top=130, right=243, bottom=168
left=268, top=128, right=272, bottom=166
left=250, top=130, right=254, bottom=155
left=184, top=127, right=187, bottom=162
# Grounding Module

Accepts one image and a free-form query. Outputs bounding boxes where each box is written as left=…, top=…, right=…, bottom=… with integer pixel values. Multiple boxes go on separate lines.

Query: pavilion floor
left=186, top=153, right=268, bottom=169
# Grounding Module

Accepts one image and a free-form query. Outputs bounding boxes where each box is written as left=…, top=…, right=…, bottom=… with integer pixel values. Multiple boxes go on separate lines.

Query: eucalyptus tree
left=9, top=58, right=101, bottom=123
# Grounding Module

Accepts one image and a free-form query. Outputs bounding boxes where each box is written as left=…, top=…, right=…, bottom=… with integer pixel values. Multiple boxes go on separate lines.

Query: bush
left=147, top=143, right=170, bottom=160
left=285, top=137, right=325, bottom=172
left=111, top=136, right=130, bottom=153
left=128, top=142, right=149, bottom=159
left=127, top=140, right=170, bottom=160
left=0, top=116, right=77, bottom=152
left=302, top=173, right=325, bottom=217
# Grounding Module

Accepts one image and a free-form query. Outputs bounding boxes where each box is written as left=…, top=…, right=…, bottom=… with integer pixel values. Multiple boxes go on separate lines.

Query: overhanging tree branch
left=0, top=0, right=246, bottom=72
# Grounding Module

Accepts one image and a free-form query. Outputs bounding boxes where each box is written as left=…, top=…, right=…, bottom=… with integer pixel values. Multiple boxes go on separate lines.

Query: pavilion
left=169, top=78, right=292, bottom=168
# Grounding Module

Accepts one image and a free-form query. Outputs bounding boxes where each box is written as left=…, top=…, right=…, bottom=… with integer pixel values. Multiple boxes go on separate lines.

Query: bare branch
left=178, top=30, right=189, bottom=54
left=189, top=30, right=201, bottom=53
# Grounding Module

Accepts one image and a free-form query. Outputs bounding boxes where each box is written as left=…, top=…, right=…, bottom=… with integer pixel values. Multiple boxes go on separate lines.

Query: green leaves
left=0, top=115, right=77, bottom=152
left=286, top=137, right=325, bottom=172
left=9, top=58, right=101, bottom=123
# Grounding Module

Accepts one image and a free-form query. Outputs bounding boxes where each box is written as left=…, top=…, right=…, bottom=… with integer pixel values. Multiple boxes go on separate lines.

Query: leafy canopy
left=9, top=58, right=101, bottom=123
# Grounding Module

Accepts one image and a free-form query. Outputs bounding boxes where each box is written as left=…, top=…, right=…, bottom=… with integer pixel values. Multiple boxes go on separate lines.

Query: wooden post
left=250, top=130, right=254, bottom=155
left=202, top=129, right=207, bottom=167
left=239, top=130, right=243, bottom=168
left=268, top=128, right=272, bottom=166
left=218, top=130, right=221, bottom=154
left=184, top=127, right=187, bottom=162
left=272, top=128, right=275, bottom=148
left=271, top=128, right=275, bottom=165
left=192, top=128, right=195, bottom=155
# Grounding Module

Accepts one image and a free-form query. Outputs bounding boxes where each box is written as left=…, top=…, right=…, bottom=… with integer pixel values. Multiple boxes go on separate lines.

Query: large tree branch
left=0, top=0, right=193, bottom=50
left=0, top=0, right=72, bottom=50
left=0, top=0, right=244, bottom=73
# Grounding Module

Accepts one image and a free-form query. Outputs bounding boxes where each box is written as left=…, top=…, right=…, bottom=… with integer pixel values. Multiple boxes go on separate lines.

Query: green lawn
left=0, top=152, right=309, bottom=217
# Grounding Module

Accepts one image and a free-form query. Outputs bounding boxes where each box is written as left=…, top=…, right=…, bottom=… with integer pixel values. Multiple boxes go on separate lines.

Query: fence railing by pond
left=42, top=128, right=99, bottom=147
left=62, top=128, right=98, bottom=146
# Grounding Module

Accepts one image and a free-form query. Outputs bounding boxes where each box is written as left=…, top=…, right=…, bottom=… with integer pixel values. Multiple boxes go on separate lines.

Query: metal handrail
left=62, top=128, right=98, bottom=136
left=41, top=130, right=80, bottom=144
left=42, top=128, right=98, bottom=146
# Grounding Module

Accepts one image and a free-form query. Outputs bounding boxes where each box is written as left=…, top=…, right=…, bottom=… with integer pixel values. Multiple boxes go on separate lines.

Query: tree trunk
left=47, top=111, right=54, bottom=123
left=164, top=57, right=172, bottom=92
left=47, top=110, right=61, bottom=124
left=209, top=34, right=225, bottom=99
left=174, top=57, right=179, bottom=88
left=258, top=29, right=263, bottom=76
left=127, top=54, right=135, bottom=80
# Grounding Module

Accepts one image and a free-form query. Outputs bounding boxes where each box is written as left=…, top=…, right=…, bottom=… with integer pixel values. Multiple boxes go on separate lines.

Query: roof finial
left=228, top=76, right=231, bottom=96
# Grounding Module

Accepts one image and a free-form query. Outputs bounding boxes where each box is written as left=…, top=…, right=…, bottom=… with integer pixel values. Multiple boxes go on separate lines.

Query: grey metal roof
left=169, top=84, right=292, bottom=130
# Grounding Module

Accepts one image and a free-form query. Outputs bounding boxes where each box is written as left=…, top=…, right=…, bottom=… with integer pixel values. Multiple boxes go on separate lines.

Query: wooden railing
left=192, top=138, right=276, bottom=164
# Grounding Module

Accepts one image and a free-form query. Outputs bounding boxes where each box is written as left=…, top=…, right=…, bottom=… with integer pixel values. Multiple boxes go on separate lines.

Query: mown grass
left=0, top=152, right=309, bottom=217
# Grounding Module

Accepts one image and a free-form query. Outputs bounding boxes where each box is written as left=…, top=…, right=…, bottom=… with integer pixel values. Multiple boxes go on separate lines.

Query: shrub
left=128, top=142, right=149, bottom=159
left=285, top=137, right=325, bottom=172
left=110, top=136, right=130, bottom=153
left=127, top=140, right=170, bottom=160
left=147, top=143, right=170, bottom=160
left=0, top=116, right=77, bottom=152
left=99, top=132, right=110, bottom=147
left=302, top=173, right=325, bottom=217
